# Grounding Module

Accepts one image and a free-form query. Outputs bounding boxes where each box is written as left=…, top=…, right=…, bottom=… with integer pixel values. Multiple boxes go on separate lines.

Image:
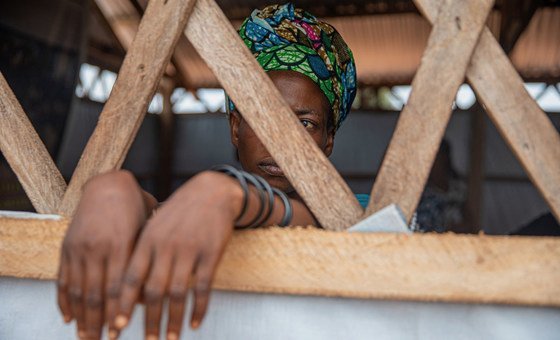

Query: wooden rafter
left=94, top=0, right=192, bottom=87
left=0, top=73, right=67, bottom=214
left=135, top=0, right=213, bottom=92
left=499, top=0, right=541, bottom=54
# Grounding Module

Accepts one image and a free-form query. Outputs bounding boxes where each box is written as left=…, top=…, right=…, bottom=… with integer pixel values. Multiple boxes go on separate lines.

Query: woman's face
left=229, top=70, right=335, bottom=193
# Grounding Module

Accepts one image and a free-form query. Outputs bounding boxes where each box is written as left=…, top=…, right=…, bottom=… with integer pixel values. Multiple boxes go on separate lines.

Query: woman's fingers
left=143, top=249, right=174, bottom=339
left=166, top=250, right=196, bottom=340
left=115, top=240, right=152, bottom=331
left=57, top=252, right=72, bottom=323
left=68, top=254, right=86, bottom=338
left=190, top=251, right=221, bottom=329
left=83, top=259, right=105, bottom=339
left=105, top=248, right=128, bottom=339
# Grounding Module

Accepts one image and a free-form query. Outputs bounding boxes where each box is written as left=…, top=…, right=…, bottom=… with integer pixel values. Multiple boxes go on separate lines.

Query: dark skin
left=230, top=70, right=335, bottom=195
left=57, top=70, right=336, bottom=340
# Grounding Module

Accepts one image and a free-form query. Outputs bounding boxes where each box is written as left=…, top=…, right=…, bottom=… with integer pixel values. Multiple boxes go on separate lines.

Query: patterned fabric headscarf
left=230, top=3, right=357, bottom=130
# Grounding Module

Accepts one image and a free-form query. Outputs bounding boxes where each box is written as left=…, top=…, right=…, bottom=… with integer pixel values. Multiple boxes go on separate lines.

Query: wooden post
left=94, top=0, right=179, bottom=80
left=463, top=102, right=486, bottom=232
left=415, top=0, right=560, bottom=223
left=0, top=73, right=67, bottom=214
left=58, top=0, right=197, bottom=216
left=156, top=77, right=176, bottom=201
left=184, top=0, right=364, bottom=230
left=366, top=0, right=494, bottom=222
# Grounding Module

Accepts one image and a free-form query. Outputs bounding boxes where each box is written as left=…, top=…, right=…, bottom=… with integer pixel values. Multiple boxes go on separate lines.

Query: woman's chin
left=262, top=174, right=292, bottom=192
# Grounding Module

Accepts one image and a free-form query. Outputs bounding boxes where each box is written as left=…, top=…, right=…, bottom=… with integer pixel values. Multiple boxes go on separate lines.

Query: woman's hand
left=57, top=171, right=155, bottom=339
left=113, top=171, right=243, bottom=340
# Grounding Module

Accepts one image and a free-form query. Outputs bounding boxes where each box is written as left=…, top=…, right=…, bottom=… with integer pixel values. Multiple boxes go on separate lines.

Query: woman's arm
left=112, top=170, right=318, bottom=339
left=58, top=169, right=318, bottom=339
left=57, top=170, right=152, bottom=340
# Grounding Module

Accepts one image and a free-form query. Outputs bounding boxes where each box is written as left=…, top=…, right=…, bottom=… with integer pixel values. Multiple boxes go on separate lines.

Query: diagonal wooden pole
left=184, top=0, right=364, bottom=230
left=378, top=0, right=560, bottom=224
left=58, top=0, right=197, bottom=216
left=366, top=0, right=494, bottom=222
left=0, top=73, right=67, bottom=214
left=94, top=0, right=195, bottom=88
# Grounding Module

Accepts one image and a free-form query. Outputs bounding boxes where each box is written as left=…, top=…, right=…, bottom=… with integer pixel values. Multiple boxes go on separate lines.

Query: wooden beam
left=415, top=0, right=560, bottom=223
left=366, top=0, right=494, bottom=222
left=93, top=0, right=186, bottom=85
left=93, top=0, right=140, bottom=56
left=184, top=0, right=364, bottom=230
left=499, top=0, right=540, bottom=54
left=463, top=102, right=486, bottom=233
left=222, top=0, right=419, bottom=20
left=156, top=77, right=175, bottom=201
left=135, top=0, right=209, bottom=91
left=2, top=215, right=560, bottom=307
left=0, top=73, right=67, bottom=214
left=58, top=0, right=196, bottom=216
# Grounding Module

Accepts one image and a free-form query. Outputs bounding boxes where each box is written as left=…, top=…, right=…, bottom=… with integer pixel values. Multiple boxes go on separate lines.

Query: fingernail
left=167, top=332, right=178, bottom=340
left=114, top=315, right=129, bottom=329
left=146, top=335, right=158, bottom=340
left=191, top=319, right=200, bottom=329
left=63, top=314, right=71, bottom=323
left=78, top=331, right=86, bottom=339
left=109, top=330, right=118, bottom=340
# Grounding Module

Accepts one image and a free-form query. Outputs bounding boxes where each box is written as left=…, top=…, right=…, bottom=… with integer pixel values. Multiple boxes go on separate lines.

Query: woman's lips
left=258, top=162, right=284, bottom=177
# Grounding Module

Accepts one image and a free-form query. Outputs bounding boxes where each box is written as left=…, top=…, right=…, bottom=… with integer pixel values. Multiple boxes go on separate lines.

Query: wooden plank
left=0, top=73, right=67, bottom=214
left=366, top=0, right=494, bottom=222
left=415, top=0, right=560, bottom=223
left=1, top=215, right=559, bottom=307
left=136, top=0, right=214, bottom=91
left=58, top=0, right=196, bottom=216
left=93, top=0, right=184, bottom=85
left=184, top=0, right=364, bottom=230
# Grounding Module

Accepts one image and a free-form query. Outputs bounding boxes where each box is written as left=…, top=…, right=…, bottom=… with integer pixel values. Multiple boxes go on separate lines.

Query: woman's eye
left=300, top=120, right=316, bottom=129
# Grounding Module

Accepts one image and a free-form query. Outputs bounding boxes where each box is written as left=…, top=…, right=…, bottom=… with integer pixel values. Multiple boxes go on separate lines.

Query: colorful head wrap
left=230, top=3, right=357, bottom=130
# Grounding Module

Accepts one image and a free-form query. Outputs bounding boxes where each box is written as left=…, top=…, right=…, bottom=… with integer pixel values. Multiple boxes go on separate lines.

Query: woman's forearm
left=188, top=170, right=318, bottom=228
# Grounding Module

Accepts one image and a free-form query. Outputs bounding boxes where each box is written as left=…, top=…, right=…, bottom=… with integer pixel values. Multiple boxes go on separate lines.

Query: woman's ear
left=228, top=110, right=241, bottom=148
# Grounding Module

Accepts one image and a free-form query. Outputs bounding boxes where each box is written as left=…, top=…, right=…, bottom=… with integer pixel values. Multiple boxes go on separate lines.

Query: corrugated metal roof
left=87, top=4, right=560, bottom=88
left=511, top=7, right=560, bottom=80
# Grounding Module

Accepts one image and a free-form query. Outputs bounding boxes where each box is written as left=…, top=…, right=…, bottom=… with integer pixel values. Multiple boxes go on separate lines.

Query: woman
left=57, top=4, right=357, bottom=339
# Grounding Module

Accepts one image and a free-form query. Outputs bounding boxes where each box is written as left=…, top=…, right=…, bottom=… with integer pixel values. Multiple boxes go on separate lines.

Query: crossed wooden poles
left=1, top=0, right=559, bottom=231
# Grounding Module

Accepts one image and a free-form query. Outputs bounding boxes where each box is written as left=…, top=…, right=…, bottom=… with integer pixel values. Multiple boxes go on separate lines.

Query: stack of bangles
left=211, top=164, right=293, bottom=228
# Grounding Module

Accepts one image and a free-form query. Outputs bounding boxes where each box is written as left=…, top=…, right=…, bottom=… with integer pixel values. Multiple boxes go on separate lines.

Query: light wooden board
left=0, top=73, right=67, bottom=214
left=184, top=0, right=364, bottom=230
left=366, top=0, right=494, bottom=222
left=58, top=0, right=196, bottom=217
left=1, top=215, right=559, bottom=307
left=415, top=0, right=560, bottom=223
left=94, top=0, right=193, bottom=86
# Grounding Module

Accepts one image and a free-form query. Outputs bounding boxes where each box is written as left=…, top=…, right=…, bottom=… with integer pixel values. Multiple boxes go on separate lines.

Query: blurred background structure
left=1, top=0, right=559, bottom=234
